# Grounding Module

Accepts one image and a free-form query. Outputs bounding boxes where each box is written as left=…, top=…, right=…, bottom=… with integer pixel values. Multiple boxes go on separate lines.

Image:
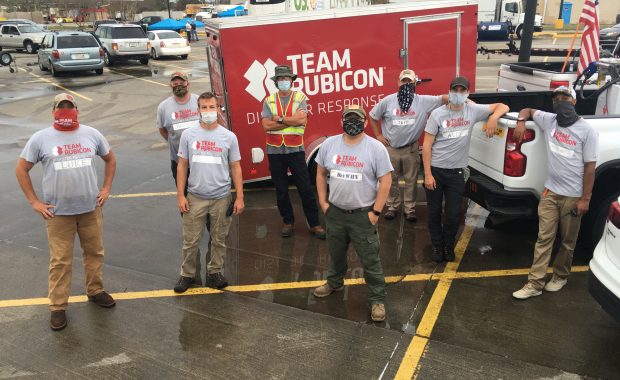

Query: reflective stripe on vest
left=265, top=91, right=306, bottom=147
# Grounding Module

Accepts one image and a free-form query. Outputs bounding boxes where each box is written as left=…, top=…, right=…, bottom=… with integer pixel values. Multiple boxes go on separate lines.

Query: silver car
left=38, top=32, right=104, bottom=76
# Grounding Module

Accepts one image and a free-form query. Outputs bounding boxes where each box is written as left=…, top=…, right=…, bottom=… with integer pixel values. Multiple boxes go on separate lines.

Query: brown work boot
left=310, top=226, right=326, bottom=240
left=371, top=303, right=386, bottom=322
left=281, top=224, right=294, bottom=237
left=313, top=283, right=344, bottom=298
left=50, top=310, right=67, bottom=331
left=88, top=291, right=116, bottom=308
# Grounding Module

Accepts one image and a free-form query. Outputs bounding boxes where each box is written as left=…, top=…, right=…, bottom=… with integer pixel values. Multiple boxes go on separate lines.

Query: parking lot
left=0, top=36, right=619, bottom=379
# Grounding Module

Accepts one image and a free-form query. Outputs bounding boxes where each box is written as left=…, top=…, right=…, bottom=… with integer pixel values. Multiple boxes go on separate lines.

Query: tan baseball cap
left=170, top=71, right=189, bottom=82
left=342, top=104, right=366, bottom=119
left=53, top=93, right=77, bottom=109
left=399, top=69, right=417, bottom=82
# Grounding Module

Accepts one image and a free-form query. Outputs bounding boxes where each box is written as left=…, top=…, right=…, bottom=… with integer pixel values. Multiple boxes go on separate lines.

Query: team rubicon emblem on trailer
left=52, top=146, right=63, bottom=156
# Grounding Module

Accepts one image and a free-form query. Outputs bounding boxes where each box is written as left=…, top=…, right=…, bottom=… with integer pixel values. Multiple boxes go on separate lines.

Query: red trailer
left=205, top=0, right=478, bottom=182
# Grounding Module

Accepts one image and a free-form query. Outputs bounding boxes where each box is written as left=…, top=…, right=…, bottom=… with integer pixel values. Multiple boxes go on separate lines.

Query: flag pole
left=561, top=22, right=582, bottom=73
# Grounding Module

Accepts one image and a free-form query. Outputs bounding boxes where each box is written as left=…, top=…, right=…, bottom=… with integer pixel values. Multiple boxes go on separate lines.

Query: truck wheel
left=24, top=41, right=35, bottom=54
left=515, top=25, right=523, bottom=40
left=181, top=54, right=188, bottom=60
left=580, top=191, right=620, bottom=251
left=139, top=56, right=149, bottom=65
left=104, top=51, right=114, bottom=67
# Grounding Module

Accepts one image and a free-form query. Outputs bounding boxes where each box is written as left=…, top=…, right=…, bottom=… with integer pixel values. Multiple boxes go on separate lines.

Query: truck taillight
left=550, top=80, right=569, bottom=89
left=99, top=48, right=104, bottom=57
left=52, top=50, right=60, bottom=60
left=160, top=41, right=165, bottom=47
left=112, top=43, right=118, bottom=51
left=609, top=201, right=620, bottom=229
left=503, top=128, right=535, bottom=177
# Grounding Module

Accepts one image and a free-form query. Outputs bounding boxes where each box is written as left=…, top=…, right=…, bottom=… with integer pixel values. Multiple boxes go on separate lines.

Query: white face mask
left=201, top=111, right=218, bottom=125
left=449, top=91, right=469, bottom=106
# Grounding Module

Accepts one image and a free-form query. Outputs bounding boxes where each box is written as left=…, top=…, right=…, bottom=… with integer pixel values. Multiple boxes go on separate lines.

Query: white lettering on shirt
left=392, top=119, right=415, bottom=126
left=192, top=155, right=223, bottom=164
left=53, top=158, right=93, bottom=171
left=330, top=169, right=362, bottom=182
left=549, top=141, right=575, bottom=158
left=442, top=129, right=469, bottom=139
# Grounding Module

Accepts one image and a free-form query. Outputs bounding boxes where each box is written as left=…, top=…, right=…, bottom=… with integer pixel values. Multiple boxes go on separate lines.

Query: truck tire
left=24, top=41, right=35, bottom=54
left=139, top=56, right=149, bottom=65
left=515, top=25, right=523, bottom=40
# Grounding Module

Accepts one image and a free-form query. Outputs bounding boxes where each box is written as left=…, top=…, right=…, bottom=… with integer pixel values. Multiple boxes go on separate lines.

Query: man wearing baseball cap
left=423, top=76, right=508, bottom=263
left=15, top=93, right=117, bottom=331
left=156, top=72, right=207, bottom=285
left=261, top=64, right=326, bottom=239
left=512, top=85, right=599, bottom=300
left=312, top=105, right=393, bottom=322
left=369, top=69, right=448, bottom=222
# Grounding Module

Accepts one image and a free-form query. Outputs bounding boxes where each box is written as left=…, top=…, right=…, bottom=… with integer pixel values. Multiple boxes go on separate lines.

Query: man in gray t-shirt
left=173, top=92, right=245, bottom=294
left=313, top=105, right=393, bottom=323
left=15, top=93, right=117, bottom=331
left=370, top=69, right=446, bottom=222
left=423, top=76, right=508, bottom=263
left=512, top=86, right=599, bottom=300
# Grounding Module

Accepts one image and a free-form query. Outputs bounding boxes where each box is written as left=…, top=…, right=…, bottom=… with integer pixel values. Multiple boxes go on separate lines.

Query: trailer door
left=403, top=13, right=462, bottom=95
left=206, top=32, right=231, bottom=129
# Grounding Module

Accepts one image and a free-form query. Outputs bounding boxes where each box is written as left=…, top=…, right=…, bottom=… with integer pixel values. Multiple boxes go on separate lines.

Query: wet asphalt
left=0, top=37, right=618, bottom=379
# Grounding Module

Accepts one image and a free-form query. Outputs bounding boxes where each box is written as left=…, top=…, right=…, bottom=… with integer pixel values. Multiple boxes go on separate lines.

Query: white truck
left=467, top=61, right=620, bottom=249
left=478, top=0, right=543, bottom=39
left=0, top=23, right=46, bottom=54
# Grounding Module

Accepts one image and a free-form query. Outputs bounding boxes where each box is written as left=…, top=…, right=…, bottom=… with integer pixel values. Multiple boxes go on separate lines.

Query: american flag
left=577, top=0, right=600, bottom=76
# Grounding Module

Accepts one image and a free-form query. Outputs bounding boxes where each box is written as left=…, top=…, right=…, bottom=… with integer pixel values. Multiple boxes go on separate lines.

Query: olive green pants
left=326, top=205, right=386, bottom=304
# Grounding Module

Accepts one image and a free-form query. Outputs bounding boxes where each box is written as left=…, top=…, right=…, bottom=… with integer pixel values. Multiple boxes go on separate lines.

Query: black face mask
left=173, top=85, right=188, bottom=97
left=553, top=101, right=579, bottom=127
left=397, top=83, right=415, bottom=113
left=343, top=118, right=365, bottom=136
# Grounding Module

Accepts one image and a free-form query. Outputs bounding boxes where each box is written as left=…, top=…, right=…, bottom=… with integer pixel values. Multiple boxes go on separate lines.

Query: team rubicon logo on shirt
left=394, top=109, right=416, bottom=117
left=52, top=143, right=92, bottom=156
left=332, top=154, right=364, bottom=168
left=193, top=140, right=223, bottom=153
left=552, top=129, right=577, bottom=146
left=442, top=117, right=471, bottom=129
left=172, top=109, right=200, bottom=120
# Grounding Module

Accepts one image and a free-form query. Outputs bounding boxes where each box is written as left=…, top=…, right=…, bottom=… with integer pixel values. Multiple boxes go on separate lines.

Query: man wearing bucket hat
left=261, top=64, right=326, bottom=239
left=423, top=76, right=508, bottom=263
left=312, top=105, right=393, bottom=322
left=15, top=93, right=117, bottom=331
left=369, top=69, right=448, bottom=222
left=511, top=86, right=599, bottom=300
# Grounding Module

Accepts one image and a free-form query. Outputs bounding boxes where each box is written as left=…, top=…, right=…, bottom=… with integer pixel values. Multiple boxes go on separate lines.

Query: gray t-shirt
left=20, top=125, right=110, bottom=216
left=533, top=110, right=599, bottom=197
left=178, top=124, right=241, bottom=200
left=369, top=93, right=443, bottom=148
left=315, top=134, right=393, bottom=210
left=157, top=94, right=200, bottom=162
left=261, top=92, right=308, bottom=155
left=425, top=104, right=493, bottom=169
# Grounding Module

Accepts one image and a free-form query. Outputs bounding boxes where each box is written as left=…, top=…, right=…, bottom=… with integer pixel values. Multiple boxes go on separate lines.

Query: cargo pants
left=325, top=205, right=386, bottom=304
left=386, top=142, right=419, bottom=215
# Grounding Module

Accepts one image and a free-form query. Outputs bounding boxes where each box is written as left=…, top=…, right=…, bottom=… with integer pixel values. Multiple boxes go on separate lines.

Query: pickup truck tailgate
left=468, top=117, right=511, bottom=183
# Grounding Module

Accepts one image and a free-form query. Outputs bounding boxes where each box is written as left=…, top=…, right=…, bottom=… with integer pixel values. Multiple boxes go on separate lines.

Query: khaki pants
left=386, top=143, right=419, bottom=214
left=181, top=193, right=232, bottom=277
left=46, top=207, right=105, bottom=311
left=528, top=190, right=582, bottom=290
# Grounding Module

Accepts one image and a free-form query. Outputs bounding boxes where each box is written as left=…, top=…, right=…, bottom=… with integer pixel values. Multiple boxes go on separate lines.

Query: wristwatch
left=277, top=116, right=284, bottom=124
left=371, top=209, right=382, bottom=216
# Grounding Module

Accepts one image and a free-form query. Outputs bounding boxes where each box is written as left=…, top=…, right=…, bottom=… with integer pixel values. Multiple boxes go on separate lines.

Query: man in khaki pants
left=369, top=69, right=447, bottom=222
left=174, top=92, right=244, bottom=293
left=512, top=86, right=599, bottom=299
left=15, top=93, right=117, bottom=331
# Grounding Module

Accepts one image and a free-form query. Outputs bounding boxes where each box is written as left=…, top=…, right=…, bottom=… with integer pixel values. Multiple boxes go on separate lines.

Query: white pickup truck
left=0, top=23, right=46, bottom=54
left=467, top=64, right=620, bottom=249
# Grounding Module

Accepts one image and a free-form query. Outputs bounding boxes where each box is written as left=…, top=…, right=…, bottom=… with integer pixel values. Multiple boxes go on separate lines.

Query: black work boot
left=50, top=310, right=67, bottom=331
left=431, top=246, right=444, bottom=263
left=206, top=272, right=228, bottom=289
left=443, top=245, right=455, bottom=262
left=174, top=276, right=193, bottom=293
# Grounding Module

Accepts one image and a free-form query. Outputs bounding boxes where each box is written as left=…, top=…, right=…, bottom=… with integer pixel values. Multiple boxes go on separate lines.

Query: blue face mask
left=277, top=80, right=292, bottom=92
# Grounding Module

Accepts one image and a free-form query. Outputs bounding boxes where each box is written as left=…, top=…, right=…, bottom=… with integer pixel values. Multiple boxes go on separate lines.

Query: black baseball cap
left=450, top=76, right=470, bottom=90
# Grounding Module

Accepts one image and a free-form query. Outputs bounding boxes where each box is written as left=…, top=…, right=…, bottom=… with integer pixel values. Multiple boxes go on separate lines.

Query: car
left=147, top=30, right=190, bottom=60
left=93, top=19, right=119, bottom=29
left=94, top=24, right=150, bottom=66
left=37, top=31, right=104, bottom=76
left=600, top=23, right=620, bottom=52
left=0, top=23, right=46, bottom=53
left=133, top=16, right=163, bottom=27
left=589, top=197, right=620, bottom=324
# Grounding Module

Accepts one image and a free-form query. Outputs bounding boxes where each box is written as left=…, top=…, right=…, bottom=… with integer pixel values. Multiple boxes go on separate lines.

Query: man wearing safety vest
left=261, top=65, right=326, bottom=239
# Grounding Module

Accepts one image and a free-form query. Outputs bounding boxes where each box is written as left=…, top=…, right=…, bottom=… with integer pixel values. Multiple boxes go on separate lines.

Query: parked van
left=94, top=24, right=150, bottom=66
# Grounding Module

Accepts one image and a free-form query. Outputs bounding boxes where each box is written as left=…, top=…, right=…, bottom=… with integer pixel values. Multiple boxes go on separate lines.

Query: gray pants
left=386, top=142, right=419, bottom=214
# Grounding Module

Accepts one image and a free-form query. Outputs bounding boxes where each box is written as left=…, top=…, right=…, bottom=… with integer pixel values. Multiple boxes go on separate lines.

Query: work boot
left=50, top=310, right=67, bottom=331
left=313, top=283, right=344, bottom=298
left=281, top=224, right=294, bottom=237
left=431, top=246, right=444, bottom=263
left=512, top=283, right=542, bottom=300
left=88, top=291, right=116, bottom=308
left=206, top=272, right=228, bottom=289
left=443, top=245, right=455, bottom=262
left=544, top=275, right=568, bottom=292
left=310, top=225, right=326, bottom=240
left=174, top=276, right=193, bottom=293
left=371, top=303, right=386, bottom=322
left=192, top=277, right=202, bottom=286
left=405, top=211, right=418, bottom=222
left=383, top=210, right=396, bottom=220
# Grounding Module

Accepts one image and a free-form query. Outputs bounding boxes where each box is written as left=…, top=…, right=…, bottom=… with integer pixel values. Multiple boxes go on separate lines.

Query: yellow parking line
left=110, top=70, right=169, bottom=87
left=20, top=69, right=93, bottom=101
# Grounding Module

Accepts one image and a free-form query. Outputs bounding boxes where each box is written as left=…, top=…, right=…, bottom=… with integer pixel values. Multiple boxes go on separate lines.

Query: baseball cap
left=450, top=76, right=470, bottom=90
left=170, top=71, right=189, bottom=82
left=53, top=93, right=77, bottom=109
left=553, top=86, right=576, bottom=99
left=342, top=104, right=366, bottom=119
left=399, top=69, right=417, bottom=82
